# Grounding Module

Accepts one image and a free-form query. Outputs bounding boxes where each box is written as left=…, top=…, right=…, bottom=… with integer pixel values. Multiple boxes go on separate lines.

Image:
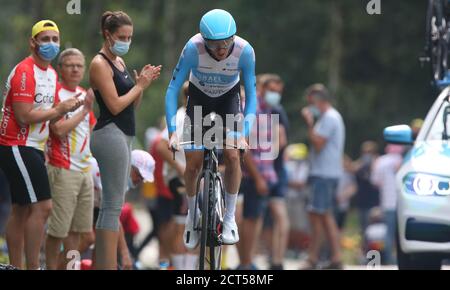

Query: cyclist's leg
left=184, top=151, right=204, bottom=205
left=184, top=82, right=207, bottom=203
left=217, top=83, right=243, bottom=224
left=183, top=150, right=203, bottom=249
left=221, top=149, right=241, bottom=245
left=223, top=149, right=241, bottom=214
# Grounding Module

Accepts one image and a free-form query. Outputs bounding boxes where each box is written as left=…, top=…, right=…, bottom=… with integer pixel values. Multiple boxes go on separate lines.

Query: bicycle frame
left=173, top=115, right=244, bottom=270
left=195, top=146, right=226, bottom=270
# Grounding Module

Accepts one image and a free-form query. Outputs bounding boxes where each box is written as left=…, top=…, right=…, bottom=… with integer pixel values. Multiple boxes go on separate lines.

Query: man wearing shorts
left=301, top=84, right=345, bottom=270
left=45, top=48, right=96, bottom=270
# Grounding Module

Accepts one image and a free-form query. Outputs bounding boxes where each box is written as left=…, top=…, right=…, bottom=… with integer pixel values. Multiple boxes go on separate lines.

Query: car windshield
left=425, top=98, right=450, bottom=141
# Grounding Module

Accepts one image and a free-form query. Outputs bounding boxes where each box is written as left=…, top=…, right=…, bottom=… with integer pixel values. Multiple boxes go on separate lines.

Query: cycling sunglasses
left=205, top=37, right=234, bottom=51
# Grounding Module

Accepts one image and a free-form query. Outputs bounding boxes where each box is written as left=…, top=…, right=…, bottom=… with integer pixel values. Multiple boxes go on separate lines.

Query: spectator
left=0, top=20, right=82, bottom=269
left=45, top=48, right=96, bottom=270
left=410, top=118, right=424, bottom=140
left=256, top=74, right=290, bottom=270
left=353, top=141, right=380, bottom=244
left=285, top=143, right=310, bottom=257
left=335, top=155, right=357, bottom=230
left=300, top=84, right=345, bottom=270
left=363, top=207, right=388, bottom=259
left=371, top=144, right=404, bottom=265
left=237, top=75, right=285, bottom=270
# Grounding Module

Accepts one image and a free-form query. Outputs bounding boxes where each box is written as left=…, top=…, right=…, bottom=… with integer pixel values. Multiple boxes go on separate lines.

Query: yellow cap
left=31, top=20, right=59, bottom=38
left=286, top=143, right=308, bottom=160
left=411, top=118, right=424, bottom=129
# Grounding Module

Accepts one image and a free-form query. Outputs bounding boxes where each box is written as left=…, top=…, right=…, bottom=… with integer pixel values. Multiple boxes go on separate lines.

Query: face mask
left=264, top=91, right=281, bottom=107
left=37, top=42, right=60, bottom=61
left=109, top=36, right=131, bottom=56
left=361, top=153, right=373, bottom=163
left=128, top=176, right=137, bottom=190
left=308, top=105, right=321, bottom=119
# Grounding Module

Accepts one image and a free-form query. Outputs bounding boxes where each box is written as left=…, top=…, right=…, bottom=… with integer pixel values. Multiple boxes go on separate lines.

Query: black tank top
left=93, top=52, right=135, bottom=136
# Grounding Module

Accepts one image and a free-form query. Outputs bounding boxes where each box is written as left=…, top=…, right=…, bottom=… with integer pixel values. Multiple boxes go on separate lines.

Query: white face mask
left=264, top=91, right=281, bottom=107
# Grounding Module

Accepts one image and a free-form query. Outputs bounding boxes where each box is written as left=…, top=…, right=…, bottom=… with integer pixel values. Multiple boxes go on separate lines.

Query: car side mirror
left=384, top=125, right=413, bottom=145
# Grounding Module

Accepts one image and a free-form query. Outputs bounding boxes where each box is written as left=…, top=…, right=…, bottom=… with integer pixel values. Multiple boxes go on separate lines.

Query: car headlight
left=403, top=173, right=450, bottom=196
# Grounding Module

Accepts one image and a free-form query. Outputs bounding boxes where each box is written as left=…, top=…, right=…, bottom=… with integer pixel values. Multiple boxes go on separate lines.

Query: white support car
left=384, top=87, right=450, bottom=270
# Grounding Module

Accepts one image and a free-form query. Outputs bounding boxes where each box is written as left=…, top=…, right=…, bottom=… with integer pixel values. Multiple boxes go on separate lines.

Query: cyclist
left=0, top=20, right=83, bottom=269
left=165, top=9, right=256, bottom=249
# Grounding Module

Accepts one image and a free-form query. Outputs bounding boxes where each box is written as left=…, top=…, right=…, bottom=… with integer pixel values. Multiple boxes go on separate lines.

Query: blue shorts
left=240, top=177, right=275, bottom=219
left=307, top=176, right=338, bottom=214
left=270, top=176, right=288, bottom=199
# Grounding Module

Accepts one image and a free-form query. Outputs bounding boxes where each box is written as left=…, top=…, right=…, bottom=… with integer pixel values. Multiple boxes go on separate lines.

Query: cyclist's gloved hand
left=169, top=132, right=180, bottom=152
left=237, top=137, right=249, bottom=152
left=225, top=130, right=248, bottom=152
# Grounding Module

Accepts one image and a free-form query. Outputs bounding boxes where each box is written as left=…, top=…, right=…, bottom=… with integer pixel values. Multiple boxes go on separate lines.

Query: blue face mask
left=308, top=105, right=321, bottom=119
left=264, top=91, right=282, bottom=107
left=110, top=38, right=131, bottom=56
left=37, top=42, right=60, bottom=61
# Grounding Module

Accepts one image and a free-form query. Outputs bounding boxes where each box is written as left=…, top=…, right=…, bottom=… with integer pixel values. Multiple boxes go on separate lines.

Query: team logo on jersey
left=21, top=72, right=27, bottom=91
left=34, top=93, right=55, bottom=104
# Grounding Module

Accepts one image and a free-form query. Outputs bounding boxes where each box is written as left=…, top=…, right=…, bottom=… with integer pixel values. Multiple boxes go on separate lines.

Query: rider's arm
left=156, top=138, right=184, bottom=177
left=239, top=44, right=257, bottom=137
left=165, top=41, right=198, bottom=134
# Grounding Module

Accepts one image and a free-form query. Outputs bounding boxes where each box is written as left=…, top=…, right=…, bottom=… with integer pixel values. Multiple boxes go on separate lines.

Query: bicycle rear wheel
left=426, top=0, right=447, bottom=83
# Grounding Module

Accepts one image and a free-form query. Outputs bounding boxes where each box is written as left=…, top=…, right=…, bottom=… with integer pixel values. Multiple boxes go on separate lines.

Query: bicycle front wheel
left=198, top=172, right=210, bottom=270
